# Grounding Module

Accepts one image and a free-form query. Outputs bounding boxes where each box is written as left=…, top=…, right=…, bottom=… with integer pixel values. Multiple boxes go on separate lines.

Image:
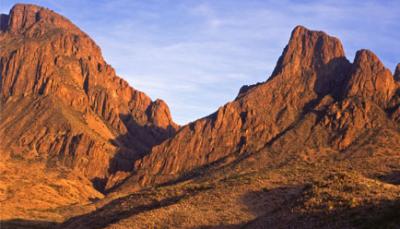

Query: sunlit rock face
left=0, top=4, right=177, bottom=187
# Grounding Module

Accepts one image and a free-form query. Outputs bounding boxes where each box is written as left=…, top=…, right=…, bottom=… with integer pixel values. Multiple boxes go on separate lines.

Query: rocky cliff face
left=0, top=4, right=177, bottom=189
left=124, top=26, right=400, bottom=190
left=345, top=49, right=396, bottom=107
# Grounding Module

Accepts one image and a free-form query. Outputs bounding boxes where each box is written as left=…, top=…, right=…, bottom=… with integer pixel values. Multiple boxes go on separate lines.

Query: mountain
left=1, top=4, right=400, bottom=229
left=119, top=26, right=399, bottom=190
left=81, top=26, right=399, bottom=228
left=0, top=3, right=177, bottom=220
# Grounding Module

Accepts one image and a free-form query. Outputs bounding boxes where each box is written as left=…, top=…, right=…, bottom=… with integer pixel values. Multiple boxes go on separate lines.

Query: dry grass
left=0, top=143, right=399, bottom=229
left=0, top=158, right=102, bottom=223
left=50, top=145, right=398, bottom=228
left=1, top=121, right=399, bottom=228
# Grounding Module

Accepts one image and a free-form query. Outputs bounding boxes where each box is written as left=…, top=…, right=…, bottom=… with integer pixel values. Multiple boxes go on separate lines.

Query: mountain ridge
left=119, top=25, right=399, bottom=191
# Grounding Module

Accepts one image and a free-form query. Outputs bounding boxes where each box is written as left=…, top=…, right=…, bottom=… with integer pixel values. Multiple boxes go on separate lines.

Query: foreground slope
left=0, top=4, right=177, bottom=219
left=59, top=155, right=400, bottom=228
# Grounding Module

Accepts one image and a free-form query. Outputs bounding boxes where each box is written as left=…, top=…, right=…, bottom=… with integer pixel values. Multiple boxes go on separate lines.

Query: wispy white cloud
left=190, top=3, right=224, bottom=29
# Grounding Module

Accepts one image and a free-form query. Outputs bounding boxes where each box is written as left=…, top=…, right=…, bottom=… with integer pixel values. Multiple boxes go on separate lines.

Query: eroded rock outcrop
left=0, top=4, right=177, bottom=187
left=345, top=49, right=396, bottom=107
left=270, top=25, right=350, bottom=97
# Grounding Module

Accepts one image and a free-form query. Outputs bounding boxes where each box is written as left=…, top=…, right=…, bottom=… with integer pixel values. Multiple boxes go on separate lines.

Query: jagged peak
left=147, top=99, right=178, bottom=130
left=346, top=49, right=396, bottom=105
left=11, top=3, right=42, bottom=11
left=290, top=25, right=329, bottom=40
left=353, top=49, right=385, bottom=69
left=351, top=49, right=393, bottom=81
left=0, top=3, right=177, bottom=133
left=2, top=3, right=79, bottom=34
left=271, top=25, right=346, bottom=78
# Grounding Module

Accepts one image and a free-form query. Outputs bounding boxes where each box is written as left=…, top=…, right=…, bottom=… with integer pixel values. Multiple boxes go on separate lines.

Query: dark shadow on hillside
left=0, top=219, right=58, bottom=229
left=196, top=224, right=245, bottom=229
left=0, top=194, right=185, bottom=229
left=90, top=112, right=177, bottom=193
left=376, top=170, right=400, bottom=185
left=193, top=185, right=304, bottom=229
left=1, top=187, right=205, bottom=229
left=3, top=175, right=400, bottom=228
left=195, top=182, right=400, bottom=229
left=243, top=196, right=400, bottom=228
left=110, top=113, right=176, bottom=172
left=59, top=193, right=186, bottom=229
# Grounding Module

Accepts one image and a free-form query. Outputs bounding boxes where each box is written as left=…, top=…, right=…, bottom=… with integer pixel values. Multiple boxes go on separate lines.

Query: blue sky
left=2, top=0, right=399, bottom=124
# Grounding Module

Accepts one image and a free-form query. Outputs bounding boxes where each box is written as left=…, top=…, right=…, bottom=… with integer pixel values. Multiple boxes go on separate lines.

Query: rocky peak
left=271, top=25, right=347, bottom=78
left=353, top=49, right=383, bottom=68
left=394, top=63, right=400, bottom=81
left=345, top=49, right=396, bottom=106
left=267, top=26, right=351, bottom=98
left=2, top=3, right=79, bottom=35
left=0, top=4, right=177, bottom=187
left=0, top=4, right=179, bottom=132
left=8, top=4, right=41, bottom=32
left=147, top=99, right=179, bottom=131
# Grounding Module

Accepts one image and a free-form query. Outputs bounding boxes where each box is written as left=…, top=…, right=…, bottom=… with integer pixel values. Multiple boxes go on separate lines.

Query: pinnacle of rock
left=345, top=49, right=396, bottom=106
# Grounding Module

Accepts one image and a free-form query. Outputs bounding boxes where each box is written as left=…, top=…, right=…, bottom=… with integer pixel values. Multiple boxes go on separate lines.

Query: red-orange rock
left=0, top=4, right=177, bottom=188
left=2, top=4, right=400, bottom=225
left=120, top=26, right=399, bottom=191
left=345, top=49, right=397, bottom=107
